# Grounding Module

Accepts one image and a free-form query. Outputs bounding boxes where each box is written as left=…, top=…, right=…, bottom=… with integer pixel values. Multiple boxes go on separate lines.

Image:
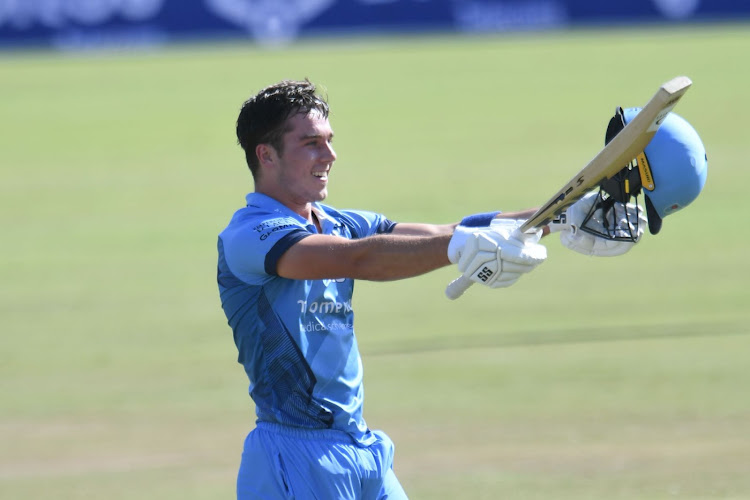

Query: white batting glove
left=455, top=221, right=547, bottom=289
left=447, top=226, right=476, bottom=264
left=447, top=219, right=528, bottom=264
left=549, top=192, right=646, bottom=257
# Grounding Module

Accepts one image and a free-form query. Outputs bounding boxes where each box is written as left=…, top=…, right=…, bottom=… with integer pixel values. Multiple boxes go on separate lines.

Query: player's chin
left=313, top=188, right=328, bottom=201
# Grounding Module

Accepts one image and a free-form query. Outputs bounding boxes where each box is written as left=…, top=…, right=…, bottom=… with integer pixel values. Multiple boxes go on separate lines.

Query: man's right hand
left=447, top=220, right=547, bottom=297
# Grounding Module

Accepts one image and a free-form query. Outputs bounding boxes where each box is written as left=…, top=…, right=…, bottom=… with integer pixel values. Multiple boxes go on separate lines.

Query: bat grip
left=445, top=275, right=473, bottom=300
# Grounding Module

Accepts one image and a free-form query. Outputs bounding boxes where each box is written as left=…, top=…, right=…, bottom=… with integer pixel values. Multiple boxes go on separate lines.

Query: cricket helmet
left=603, top=107, right=708, bottom=235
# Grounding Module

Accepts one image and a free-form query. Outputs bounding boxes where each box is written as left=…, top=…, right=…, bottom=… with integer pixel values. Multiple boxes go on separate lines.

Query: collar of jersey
left=246, top=192, right=340, bottom=231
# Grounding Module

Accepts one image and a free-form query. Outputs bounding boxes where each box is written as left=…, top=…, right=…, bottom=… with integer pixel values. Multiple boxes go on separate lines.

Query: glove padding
left=455, top=219, right=547, bottom=289
left=447, top=225, right=476, bottom=264
left=553, top=192, right=646, bottom=257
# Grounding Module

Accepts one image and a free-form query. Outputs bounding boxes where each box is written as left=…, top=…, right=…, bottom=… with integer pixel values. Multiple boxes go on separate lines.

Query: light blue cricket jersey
left=217, top=193, right=396, bottom=446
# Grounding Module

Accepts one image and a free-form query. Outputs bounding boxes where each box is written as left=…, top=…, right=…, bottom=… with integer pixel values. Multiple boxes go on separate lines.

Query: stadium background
left=0, top=0, right=748, bottom=48
left=2, top=1, right=749, bottom=499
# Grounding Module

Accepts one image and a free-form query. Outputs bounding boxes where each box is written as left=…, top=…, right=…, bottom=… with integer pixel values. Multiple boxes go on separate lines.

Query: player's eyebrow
left=299, top=131, right=334, bottom=141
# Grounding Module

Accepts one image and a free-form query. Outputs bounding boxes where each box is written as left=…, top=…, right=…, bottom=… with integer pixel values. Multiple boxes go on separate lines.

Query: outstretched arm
left=276, top=209, right=547, bottom=283
left=276, top=232, right=453, bottom=282
left=389, top=222, right=456, bottom=236
left=390, top=208, right=545, bottom=237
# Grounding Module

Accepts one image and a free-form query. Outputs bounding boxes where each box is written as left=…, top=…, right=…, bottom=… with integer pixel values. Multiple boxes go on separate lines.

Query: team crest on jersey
left=204, top=0, right=336, bottom=43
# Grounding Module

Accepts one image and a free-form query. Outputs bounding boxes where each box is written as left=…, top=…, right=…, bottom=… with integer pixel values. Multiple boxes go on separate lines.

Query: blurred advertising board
left=0, top=0, right=745, bottom=49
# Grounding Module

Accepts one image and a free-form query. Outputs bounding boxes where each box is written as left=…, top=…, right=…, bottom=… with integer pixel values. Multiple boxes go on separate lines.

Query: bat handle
left=445, top=275, right=473, bottom=300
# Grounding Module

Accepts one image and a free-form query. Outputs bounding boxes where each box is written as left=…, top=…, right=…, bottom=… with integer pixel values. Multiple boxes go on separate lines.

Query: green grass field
left=2, top=24, right=749, bottom=499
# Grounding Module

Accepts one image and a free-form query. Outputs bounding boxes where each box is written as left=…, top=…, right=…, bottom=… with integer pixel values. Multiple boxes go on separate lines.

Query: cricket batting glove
left=446, top=219, right=547, bottom=299
left=549, top=191, right=647, bottom=257
left=447, top=211, right=503, bottom=264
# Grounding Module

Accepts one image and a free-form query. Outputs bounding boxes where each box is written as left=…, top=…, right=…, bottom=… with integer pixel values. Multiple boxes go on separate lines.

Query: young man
left=216, top=79, right=548, bottom=499
left=217, top=80, right=643, bottom=499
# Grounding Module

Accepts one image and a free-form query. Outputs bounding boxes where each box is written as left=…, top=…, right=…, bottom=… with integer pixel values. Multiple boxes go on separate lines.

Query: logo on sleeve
left=253, top=219, right=298, bottom=240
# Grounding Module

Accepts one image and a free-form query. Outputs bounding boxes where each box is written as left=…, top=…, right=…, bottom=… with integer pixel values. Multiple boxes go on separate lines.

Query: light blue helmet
left=621, top=107, right=708, bottom=234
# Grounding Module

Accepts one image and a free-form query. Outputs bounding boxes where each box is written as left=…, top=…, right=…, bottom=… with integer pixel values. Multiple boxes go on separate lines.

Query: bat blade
left=519, top=76, right=692, bottom=233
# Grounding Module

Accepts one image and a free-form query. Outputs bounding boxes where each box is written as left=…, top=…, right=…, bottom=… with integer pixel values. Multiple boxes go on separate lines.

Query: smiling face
left=255, top=110, right=337, bottom=219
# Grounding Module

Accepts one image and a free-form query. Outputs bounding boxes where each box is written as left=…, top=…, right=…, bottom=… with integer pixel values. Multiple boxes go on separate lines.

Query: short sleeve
left=220, top=215, right=312, bottom=284
left=335, top=209, right=397, bottom=239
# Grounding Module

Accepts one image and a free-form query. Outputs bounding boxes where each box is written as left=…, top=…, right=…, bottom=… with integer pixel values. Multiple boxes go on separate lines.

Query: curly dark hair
left=236, top=79, right=330, bottom=177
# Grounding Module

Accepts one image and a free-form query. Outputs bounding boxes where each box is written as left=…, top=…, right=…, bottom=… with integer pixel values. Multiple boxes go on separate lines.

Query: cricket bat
left=446, top=76, right=692, bottom=300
